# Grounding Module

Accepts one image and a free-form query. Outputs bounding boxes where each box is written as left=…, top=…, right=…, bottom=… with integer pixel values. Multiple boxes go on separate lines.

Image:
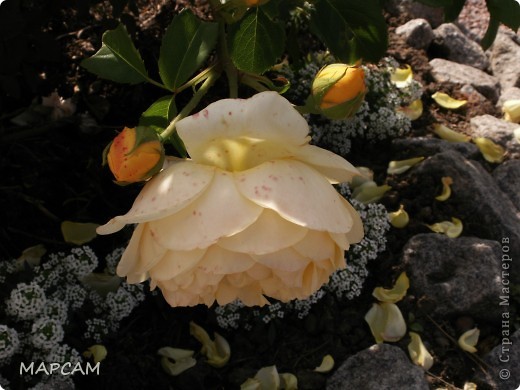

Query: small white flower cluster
left=326, top=184, right=390, bottom=300
left=6, top=282, right=47, bottom=320
left=104, top=247, right=125, bottom=275
left=30, top=317, right=64, bottom=350
left=214, top=186, right=390, bottom=330
left=28, top=375, right=75, bottom=390
left=0, top=325, right=20, bottom=362
left=0, top=245, right=149, bottom=387
left=83, top=318, right=110, bottom=343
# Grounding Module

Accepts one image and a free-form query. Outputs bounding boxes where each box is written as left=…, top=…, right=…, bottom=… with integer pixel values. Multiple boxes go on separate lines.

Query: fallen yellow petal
left=426, top=217, right=463, bottom=238
left=435, top=176, right=453, bottom=201
left=254, top=366, right=280, bottom=389
left=314, top=354, right=335, bottom=373
left=61, top=221, right=99, bottom=245
left=473, top=137, right=506, bottom=163
left=365, top=302, right=407, bottom=343
left=458, top=328, right=480, bottom=353
left=83, top=345, right=108, bottom=364
left=390, top=65, right=413, bottom=88
left=280, top=373, right=298, bottom=390
left=189, top=322, right=230, bottom=368
left=352, top=182, right=391, bottom=204
left=464, top=382, right=478, bottom=390
left=432, top=92, right=467, bottom=109
left=388, top=205, right=409, bottom=229
left=387, top=157, right=424, bottom=175
left=398, top=99, right=423, bottom=121
left=432, top=124, right=471, bottom=143
left=503, top=99, right=520, bottom=123
left=158, top=347, right=197, bottom=376
left=373, top=272, right=409, bottom=303
left=408, top=332, right=434, bottom=370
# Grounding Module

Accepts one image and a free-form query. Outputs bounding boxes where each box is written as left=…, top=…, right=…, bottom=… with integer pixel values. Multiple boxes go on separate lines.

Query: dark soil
left=0, top=1, right=513, bottom=389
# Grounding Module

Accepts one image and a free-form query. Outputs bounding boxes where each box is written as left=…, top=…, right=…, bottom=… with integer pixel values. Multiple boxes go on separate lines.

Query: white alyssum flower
left=6, top=282, right=47, bottom=320
left=30, top=317, right=64, bottom=350
left=0, top=325, right=20, bottom=362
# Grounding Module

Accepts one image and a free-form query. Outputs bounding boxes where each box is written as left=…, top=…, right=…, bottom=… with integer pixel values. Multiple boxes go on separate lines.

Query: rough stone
left=460, top=84, right=489, bottom=105
left=384, top=0, right=444, bottom=27
left=403, top=234, right=503, bottom=321
left=392, top=137, right=480, bottom=159
left=498, top=86, right=520, bottom=107
left=470, top=114, right=520, bottom=158
left=395, top=18, right=434, bottom=50
left=326, top=344, right=429, bottom=390
left=410, top=150, right=520, bottom=277
left=429, top=58, right=500, bottom=103
left=432, top=23, right=489, bottom=70
left=493, top=159, right=520, bottom=211
left=490, top=31, right=520, bottom=90
left=473, top=330, right=520, bottom=390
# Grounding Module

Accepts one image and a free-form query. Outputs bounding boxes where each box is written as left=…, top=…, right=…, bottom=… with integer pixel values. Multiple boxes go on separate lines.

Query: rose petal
left=236, top=159, right=356, bottom=233
left=458, top=328, right=479, bottom=353
left=293, top=144, right=360, bottom=183
left=372, top=272, right=409, bottom=303
left=253, top=247, right=310, bottom=272
left=198, top=245, right=256, bottom=274
left=177, top=92, right=309, bottom=163
left=293, top=230, right=336, bottom=261
left=408, top=332, right=434, bottom=370
left=218, top=209, right=307, bottom=255
left=150, top=170, right=262, bottom=250
left=149, top=248, right=206, bottom=281
left=97, top=159, right=215, bottom=234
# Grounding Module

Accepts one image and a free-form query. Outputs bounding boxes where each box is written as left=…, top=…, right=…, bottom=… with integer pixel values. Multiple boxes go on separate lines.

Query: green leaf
left=61, top=221, right=99, bottom=245
left=229, top=8, right=286, bottom=74
left=310, top=0, right=388, bottom=63
left=486, top=0, right=520, bottom=31
left=139, top=95, right=177, bottom=132
left=81, top=23, right=148, bottom=84
left=444, top=0, right=466, bottom=21
left=159, top=10, right=218, bottom=90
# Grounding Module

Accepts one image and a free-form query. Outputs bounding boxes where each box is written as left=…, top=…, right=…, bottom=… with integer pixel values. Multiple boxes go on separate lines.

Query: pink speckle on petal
left=203, top=109, right=209, bottom=118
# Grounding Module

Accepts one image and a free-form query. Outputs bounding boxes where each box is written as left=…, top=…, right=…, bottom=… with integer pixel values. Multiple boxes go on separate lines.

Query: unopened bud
left=105, top=126, right=164, bottom=184
left=311, top=63, right=366, bottom=120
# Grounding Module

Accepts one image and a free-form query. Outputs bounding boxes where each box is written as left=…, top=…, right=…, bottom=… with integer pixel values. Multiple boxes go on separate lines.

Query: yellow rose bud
left=105, top=126, right=164, bottom=184
left=311, top=63, right=366, bottom=120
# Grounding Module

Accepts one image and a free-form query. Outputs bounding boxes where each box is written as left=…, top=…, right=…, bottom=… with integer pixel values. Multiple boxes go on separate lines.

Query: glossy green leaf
left=159, top=10, right=218, bottom=90
left=229, top=8, right=286, bottom=74
left=486, top=0, right=520, bottom=32
left=139, top=95, right=177, bottom=132
left=310, top=0, right=388, bottom=63
left=81, top=24, right=148, bottom=84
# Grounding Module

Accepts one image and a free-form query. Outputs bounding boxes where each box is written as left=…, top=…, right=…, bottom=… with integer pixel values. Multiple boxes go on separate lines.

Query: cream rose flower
left=97, top=91, right=363, bottom=307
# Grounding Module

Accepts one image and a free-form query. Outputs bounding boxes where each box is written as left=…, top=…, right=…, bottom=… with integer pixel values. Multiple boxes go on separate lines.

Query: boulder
left=497, top=86, right=520, bottom=108
left=403, top=234, right=503, bottom=321
left=327, top=344, right=429, bottom=390
left=395, top=19, right=434, bottom=50
left=473, top=330, right=520, bottom=390
left=470, top=114, right=520, bottom=158
left=432, top=23, right=489, bottom=70
left=490, top=31, right=520, bottom=90
left=410, top=150, right=520, bottom=276
left=392, top=137, right=480, bottom=159
left=493, top=159, right=520, bottom=211
left=429, top=58, right=500, bottom=102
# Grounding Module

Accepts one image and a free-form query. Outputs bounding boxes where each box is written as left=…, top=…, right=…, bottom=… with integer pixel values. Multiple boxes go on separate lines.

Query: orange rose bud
left=311, top=63, right=366, bottom=120
left=105, top=126, right=164, bottom=184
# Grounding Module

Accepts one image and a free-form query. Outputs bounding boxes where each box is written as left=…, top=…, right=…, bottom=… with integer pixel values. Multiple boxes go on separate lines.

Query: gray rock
left=430, top=58, right=500, bottom=102
left=498, top=86, right=520, bottom=107
left=395, top=19, right=434, bottom=50
left=326, top=344, right=429, bottom=390
left=470, top=114, right=520, bottom=158
left=403, top=234, right=503, bottom=321
left=473, top=330, right=520, bottom=390
left=433, top=23, right=490, bottom=70
left=411, top=150, right=520, bottom=277
left=490, top=31, right=520, bottom=90
left=385, top=0, right=444, bottom=27
left=460, top=84, right=489, bottom=105
left=493, top=159, right=520, bottom=211
left=392, top=137, right=480, bottom=159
